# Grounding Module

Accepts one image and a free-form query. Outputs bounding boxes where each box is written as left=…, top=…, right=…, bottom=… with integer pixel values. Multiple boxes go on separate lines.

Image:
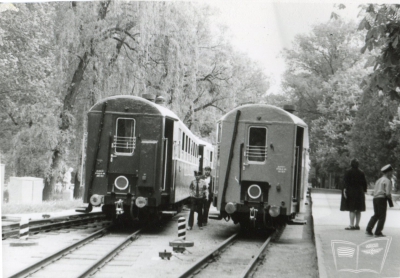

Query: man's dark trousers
left=203, top=198, right=212, bottom=224
left=188, top=197, right=205, bottom=228
left=367, top=198, right=387, bottom=235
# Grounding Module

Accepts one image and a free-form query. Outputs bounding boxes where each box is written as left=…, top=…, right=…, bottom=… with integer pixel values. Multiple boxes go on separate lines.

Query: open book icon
left=331, top=237, right=392, bottom=274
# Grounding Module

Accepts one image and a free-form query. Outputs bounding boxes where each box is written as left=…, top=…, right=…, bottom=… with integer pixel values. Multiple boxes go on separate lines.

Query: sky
left=204, top=1, right=362, bottom=94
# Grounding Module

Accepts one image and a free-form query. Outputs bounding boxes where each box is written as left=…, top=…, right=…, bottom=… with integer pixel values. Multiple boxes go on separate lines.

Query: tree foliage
left=357, top=4, right=400, bottom=180
left=282, top=19, right=367, bottom=182
left=359, top=4, right=400, bottom=101
left=0, top=2, right=269, bottom=199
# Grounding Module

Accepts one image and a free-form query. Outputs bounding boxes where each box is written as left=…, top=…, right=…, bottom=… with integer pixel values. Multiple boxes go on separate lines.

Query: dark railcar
left=82, top=95, right=213, bottom=221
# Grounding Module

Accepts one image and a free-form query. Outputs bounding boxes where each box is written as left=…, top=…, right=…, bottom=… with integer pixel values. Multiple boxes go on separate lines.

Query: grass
left=2, top=199, right=85, bottom=215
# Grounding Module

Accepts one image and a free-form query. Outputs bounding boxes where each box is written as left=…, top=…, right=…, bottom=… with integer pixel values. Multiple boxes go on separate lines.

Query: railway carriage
left=83, top=94, right=213, bottom=222
left=213, top=104, right=310, bottom=229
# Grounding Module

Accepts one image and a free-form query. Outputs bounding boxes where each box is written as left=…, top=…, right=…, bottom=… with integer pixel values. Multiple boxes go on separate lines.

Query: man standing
left=188, top=171, right=207, bottom=230
left=202, top=166, right=213, bottom=226
left=366, top=164, right=394, bottom=237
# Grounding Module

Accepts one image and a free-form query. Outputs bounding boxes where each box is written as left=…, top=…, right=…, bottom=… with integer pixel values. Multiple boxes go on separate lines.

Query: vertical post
left=19, top=217, right=29, bottom=240
left=178, top=217, right=186, bottom=240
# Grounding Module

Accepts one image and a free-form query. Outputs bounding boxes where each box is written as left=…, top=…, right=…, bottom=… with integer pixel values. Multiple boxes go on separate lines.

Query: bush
left=1, top=199, right=84, bottom=214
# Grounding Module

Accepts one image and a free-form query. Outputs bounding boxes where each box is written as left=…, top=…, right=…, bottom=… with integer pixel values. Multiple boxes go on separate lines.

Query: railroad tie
left=19, top=216, right=29, bottom=240
left=178, top=217, right=186, bottom=240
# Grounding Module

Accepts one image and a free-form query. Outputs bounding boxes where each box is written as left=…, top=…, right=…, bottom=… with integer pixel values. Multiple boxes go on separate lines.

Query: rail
left=177, top=230, right=276, bottom=278
left=177, top=232, right=239, bottom=278
left=77, top=229, right=142, bottom=277
left=2, top=212, right=107, bottom=240
left=8, top=227, right=110, bottom=278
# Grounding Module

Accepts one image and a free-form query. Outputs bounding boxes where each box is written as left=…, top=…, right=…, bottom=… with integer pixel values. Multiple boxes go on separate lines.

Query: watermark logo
left=331, top=237, right=392, bottom=274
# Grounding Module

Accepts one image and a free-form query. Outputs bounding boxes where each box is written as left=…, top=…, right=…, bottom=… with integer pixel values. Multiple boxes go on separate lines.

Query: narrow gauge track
left=2, top=212, right=108, bottom=240
left=8, top=226, right=141, bottom=278
left=178, top=231, right=276, bottom=278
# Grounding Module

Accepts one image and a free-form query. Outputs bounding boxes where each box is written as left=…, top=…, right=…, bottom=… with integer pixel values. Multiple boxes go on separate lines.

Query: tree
left=0, top=3, right=61, bottom=181
left=350, top=89, right=400, bottom=181
left=358, top=4, right=400, bottom=181
left=282, top=18, right=367, bottom=186
left=312, top=61, right=372, bottom=177
left=0, top=1, right=270, bottom=199
left=282, top=19, right=362, bottom=123
left=359, top=4, right=400, bottom=101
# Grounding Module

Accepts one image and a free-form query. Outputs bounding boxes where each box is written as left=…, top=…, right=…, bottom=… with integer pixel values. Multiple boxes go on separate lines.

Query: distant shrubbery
left=1, top=199, right=84, bottom=214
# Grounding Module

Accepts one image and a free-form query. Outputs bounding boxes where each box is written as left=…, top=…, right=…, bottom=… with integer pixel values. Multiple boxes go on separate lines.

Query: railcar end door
left=241, top=125, right=268, bottom=182
left=162, top=118, right=174, bottom=201
left=108, top=117, right=138, bottom=174
left=292, top=126, right=304, bottom=212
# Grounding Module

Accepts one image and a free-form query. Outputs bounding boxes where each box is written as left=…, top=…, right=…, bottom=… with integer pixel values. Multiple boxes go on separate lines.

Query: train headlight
left=115, top=176, right=129, bottom=190
left=135, top=197, right=147, bottom=208
left=225, top=202, right=237, bottom=214
left=247, top=184, right=262, bottom=199
left=269, top=205, right=280, bottom=217
left=90, top=194, right=103, bottom=206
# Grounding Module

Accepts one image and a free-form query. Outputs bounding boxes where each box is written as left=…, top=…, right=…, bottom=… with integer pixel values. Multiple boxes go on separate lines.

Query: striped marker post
left=178, top=217, right=186, bottom=240
left=19, top=217, right=29, bottom=240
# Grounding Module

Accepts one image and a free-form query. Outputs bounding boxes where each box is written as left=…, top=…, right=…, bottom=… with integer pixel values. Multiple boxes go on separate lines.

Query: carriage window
left=182, top=132, right=185, bottom=151
left=114, top=118, right=136, bottom=155
left=247, top=127, right=267, bottom=162
left=210, top=151, right=213, bottom=162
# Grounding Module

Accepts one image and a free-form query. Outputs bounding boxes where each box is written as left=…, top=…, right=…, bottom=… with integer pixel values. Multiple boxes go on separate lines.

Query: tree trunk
left=43, top=150, right=62, bottom=200
left=43, top=2, right=111, bottom=201
left=73, top=171, right=81, bottom=199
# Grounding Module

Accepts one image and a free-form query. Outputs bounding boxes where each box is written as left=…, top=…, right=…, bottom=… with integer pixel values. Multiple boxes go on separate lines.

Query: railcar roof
left=219, top=104, right=307, bottom=126
left=197, top=138, right=213, bottom=147
left=89, top=95, right=179, bottom=120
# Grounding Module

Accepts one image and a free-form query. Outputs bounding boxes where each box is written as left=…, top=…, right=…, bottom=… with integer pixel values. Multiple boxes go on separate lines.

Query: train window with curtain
left=114, top=118, right=136, bottom=155
left=190, top=140, right=192, bottom=160
left=182, top=132, right=186, bottom=160
left=247, top=127, right=267, bottom=162
left=185, top=135, right=189, bottom=160
left=178, top=129, right=182, bottom=159
left=182, top=132, right=185, bottom=151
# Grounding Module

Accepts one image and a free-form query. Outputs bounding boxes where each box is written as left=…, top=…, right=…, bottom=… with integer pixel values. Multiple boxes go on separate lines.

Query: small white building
left=8, top=177, right=44, bottom=204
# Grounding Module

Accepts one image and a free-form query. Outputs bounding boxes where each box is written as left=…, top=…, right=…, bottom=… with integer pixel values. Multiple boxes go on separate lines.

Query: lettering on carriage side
left=95, top=170, right=105, bottom=178
left=276, top=166, right=286, bottom=173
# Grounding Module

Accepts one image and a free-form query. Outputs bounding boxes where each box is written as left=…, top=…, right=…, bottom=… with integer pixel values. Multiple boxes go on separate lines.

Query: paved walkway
left=312, top=188, right=400, bottom=278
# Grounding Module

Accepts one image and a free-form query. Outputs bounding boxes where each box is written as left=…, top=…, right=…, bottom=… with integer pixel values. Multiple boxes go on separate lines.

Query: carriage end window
left=113, top=118, right=136, bottom=155
left=247, top=127, right=267, bottom=162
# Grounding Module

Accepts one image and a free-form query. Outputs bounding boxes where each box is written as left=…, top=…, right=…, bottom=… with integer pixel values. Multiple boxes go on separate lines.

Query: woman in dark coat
left=340, top=159, right=367, bottom=230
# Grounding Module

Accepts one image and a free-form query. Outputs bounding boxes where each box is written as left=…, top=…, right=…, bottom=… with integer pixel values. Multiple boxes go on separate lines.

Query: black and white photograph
left=1, top=1, right=400, bottom=277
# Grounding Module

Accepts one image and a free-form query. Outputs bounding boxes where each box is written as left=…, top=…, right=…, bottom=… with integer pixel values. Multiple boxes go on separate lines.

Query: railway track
left=2, top=212, right=108, bottom=240
left=7, top=226, right=142, bottom=278
left=178, top=230, right=276, bottom=278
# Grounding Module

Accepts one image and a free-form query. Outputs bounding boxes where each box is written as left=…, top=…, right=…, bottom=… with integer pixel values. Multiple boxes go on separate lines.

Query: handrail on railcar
left=221, top=110, right=241, bottom=205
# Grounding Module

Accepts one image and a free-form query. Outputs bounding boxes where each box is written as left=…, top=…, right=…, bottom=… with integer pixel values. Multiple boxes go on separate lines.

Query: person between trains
left=340, top=159, right=368, bottom=230
left=201, top=166, right=213, bottom=226
left=366, top=164, right=394, bottom=237
left=187, top=171, right=208, bottom=230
